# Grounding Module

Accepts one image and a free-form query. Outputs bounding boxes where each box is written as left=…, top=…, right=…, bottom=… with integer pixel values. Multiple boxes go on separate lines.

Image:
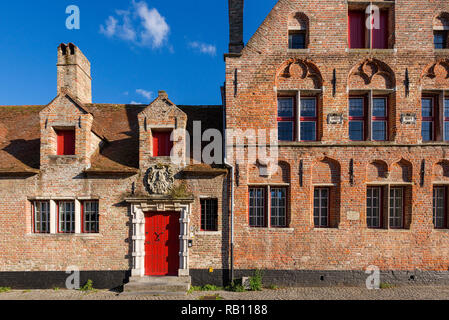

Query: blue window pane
left=445, top=122, right=449, bottom=141
left=300, top=99, right=316, bottom=117
left=289, top=33, right=306, bottom=49
left=349, top=121, right=364, bottom=141
left=445, top=99, right=449, bottom=118
left=278, top=122, right=294, bottom=141
left=278, top=98, right=294, bottom=117
left=422, top=98, right=433, bottom=117
left=422, top=121, right=433, bottom=141
left=349, top=98, right=364, bottom=117
left=300, top=122, right=316, bottom=141
left=434, top=32, right=447, bottom=49
left=372, top=121, right=387, bottom=141
left=372, top=98, right=387, bottom=117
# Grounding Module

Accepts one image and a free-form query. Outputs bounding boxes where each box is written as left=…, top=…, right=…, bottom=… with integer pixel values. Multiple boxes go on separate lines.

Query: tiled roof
left=0, top=103, right=223, bottom=174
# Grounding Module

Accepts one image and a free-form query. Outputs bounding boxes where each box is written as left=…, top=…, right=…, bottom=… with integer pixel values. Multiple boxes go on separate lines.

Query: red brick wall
left=225, top=0, right=449, bottom=271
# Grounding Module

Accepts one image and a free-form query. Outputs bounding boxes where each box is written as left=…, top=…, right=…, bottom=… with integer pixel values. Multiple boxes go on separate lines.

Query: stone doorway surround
left=126, top=197, right=194, bottom=278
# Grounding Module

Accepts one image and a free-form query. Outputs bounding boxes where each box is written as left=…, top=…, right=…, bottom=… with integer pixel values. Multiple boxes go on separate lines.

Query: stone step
left=121, top=291, right=188, bottom=297
left=123, top=276, right=191, bottom=295
left=129, top=276, right=191, bottom=284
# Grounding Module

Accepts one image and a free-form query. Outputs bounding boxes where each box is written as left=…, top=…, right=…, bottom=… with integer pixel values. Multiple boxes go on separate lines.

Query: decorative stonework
left=348, top=58, right=395, bottom=90
left=327, top=113, right=344, bottom=125
left=144, top=165, right=175, bottom=195
left=401, top=113, right=417, bottom=125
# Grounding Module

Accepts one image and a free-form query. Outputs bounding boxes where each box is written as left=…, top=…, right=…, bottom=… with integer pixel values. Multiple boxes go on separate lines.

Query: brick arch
left=389, top=159, right=413, bottom=183
left=248, top=160, right=290, bottom=184
left=434, top=12, right=449, bottom=29
left=288, top=11, right=309, bottom=30
left=433, top=160, right=449, bottom=182
left=421, top=59, right=449, bottom=89
left=275, top=58, right=323, bottom=90
left=366, top=160, right=389, bottom=181
left=312, top=157, right=341, bottom=185
left=348, top=58, right=396, bottom=90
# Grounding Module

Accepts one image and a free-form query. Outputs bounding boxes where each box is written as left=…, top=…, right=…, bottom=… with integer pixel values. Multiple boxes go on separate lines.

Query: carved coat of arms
left=145, top=165, right=175, bottom=195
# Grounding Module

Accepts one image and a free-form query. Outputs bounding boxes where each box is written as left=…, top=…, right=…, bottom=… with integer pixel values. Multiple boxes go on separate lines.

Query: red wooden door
left=145, top=212, right=180, bottom=276
left=152, top=131, right=173, bottom=157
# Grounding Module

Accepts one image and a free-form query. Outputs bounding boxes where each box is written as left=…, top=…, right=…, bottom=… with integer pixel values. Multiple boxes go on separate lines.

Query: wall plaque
left=327, top=113, right=344, bottom=125
left=401, top=113, right=417, bottom=125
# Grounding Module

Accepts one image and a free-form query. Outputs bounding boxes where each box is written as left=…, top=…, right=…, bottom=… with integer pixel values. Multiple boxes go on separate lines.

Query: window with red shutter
left=56, top=130, right=75, bottom=155
left=153, top=131, right=173, bottom=157
left=348, top=11, right=366, bottom=49
left=372, top=11, right=388, bottom=49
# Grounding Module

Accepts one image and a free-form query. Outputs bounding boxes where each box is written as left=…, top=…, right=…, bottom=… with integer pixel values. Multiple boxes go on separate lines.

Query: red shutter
left=153, top=131, right=173, bottom=157
left=372, top=11, right=388, bottom=49
left=56, top=130, right=75, bottom=155
left=349, top=11, right=366, bottom=48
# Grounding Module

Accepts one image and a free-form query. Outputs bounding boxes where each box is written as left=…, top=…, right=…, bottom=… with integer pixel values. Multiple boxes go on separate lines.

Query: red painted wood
left=152, top=131, right=173, bottom=157
left=372, top=11, right=388, bottom=49
left=349, top=11, right=366, bottom=48
left=56, top=130, right=75, bottom=155
left=145, top=212, right=180, bottom=276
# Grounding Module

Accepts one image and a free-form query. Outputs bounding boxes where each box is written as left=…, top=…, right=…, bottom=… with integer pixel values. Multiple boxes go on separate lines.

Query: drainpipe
left=222, top=85, right=235, bottom=283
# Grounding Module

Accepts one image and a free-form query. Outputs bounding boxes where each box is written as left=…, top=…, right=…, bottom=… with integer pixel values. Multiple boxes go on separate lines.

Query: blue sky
left=0, top=0, right=277, bottom=106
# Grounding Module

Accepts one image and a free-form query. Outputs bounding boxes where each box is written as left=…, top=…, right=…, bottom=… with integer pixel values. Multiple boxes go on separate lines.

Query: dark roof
left=0, top=103, right=223, bottom=174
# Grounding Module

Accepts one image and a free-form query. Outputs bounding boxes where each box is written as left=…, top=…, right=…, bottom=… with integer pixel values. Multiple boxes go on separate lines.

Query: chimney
left=57, top=43, right=92, bottom=103
left=228, top=0, right=244, bottom=54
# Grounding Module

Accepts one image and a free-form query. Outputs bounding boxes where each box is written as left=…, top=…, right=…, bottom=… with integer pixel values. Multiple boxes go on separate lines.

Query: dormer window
left=288, top=12, right=309, bottom=49
left=56, top=129, right=75, bottom=155
left=289, top=31, right=306, bottom=49
left=348, top=3, right=393, bottom=49
left=153, top=130, right=173, bottom=157
left=434, top=13, right=449, bottom=49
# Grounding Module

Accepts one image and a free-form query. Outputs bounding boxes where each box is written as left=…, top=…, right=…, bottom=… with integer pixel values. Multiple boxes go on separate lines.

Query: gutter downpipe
left=222, top=85, right=235, bottom=284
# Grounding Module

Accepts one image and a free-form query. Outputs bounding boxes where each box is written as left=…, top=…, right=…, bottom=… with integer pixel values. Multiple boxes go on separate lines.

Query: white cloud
left=189, top=41, right=217, bottom=56
left=130, top=101, right=142, bottom=105
left=99, top=1, right=170, bottom=49
left=136, top=89, right=153, bottom=100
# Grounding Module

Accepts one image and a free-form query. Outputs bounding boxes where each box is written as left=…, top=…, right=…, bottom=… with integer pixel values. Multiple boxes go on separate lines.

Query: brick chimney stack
left=228, top=0, right=244, bottom=54
left=57, top=43, right=92, bottom=104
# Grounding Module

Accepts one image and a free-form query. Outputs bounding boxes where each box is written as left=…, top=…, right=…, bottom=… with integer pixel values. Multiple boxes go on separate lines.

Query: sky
left=0, top=0, right=278, bottom=106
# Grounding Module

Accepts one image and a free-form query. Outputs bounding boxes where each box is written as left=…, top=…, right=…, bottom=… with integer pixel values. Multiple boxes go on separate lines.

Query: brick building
left=1, top=0, right=449, bottom=290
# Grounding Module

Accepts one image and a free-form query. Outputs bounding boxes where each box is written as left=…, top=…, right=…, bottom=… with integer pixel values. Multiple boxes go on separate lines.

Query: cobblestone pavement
left=1, top=286, right=449, bottom=300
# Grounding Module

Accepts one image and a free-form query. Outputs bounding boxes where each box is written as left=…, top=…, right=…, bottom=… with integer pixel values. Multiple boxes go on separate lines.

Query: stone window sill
left=246, top=227, right=295, bottom=232
left=195, top=231, right=222, bottom=236
left=26, top=233, right=102, bottom=238
left=346, top=48, right=396, bottom=54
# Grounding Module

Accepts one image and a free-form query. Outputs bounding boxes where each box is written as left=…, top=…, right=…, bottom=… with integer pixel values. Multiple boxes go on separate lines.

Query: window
left=349, top=97, right=366, bottom=141
left=277, top=97, right=295, bottom=141
left=422, top=97, right=435, bottom=141
left=433, top=187, right=448, bottom=229
left=58, top=201, right=75, bottom=234
left=56, top=130, right=75, bottom=155
left=249, top=188, right=266, bottom=227
left=314, top=188, right=329, bottom=228
left=367, top=187, right=382, bottom=228
left=289, top=31, right=306, bottom=49
left=82, top=201, right=99, bottom=233
left=201, top=199, right=218, bottom=231
left=153, top=131, right=173, bottom=157
left=372, top=98, right=388, bottom=141
left=278, top=96, right=319, bottom=142
left=271, top=188, right=287, bottom=227
left=33, top=201, right=50, bottom=234
left=434, top=31, right=448, bottom=49
left=389, top=187, right=404, bottom=229
left=300, top=98, right=317, bottom=141
left=349, top=96, right=389, bottom=141
left=249, top=187, right=288, bottom=228
left=348, top=9, right=389, bottom=49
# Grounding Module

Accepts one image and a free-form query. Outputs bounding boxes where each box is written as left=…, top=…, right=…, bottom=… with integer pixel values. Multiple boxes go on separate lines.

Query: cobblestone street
left=1, top=286, right=449, bottom=300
